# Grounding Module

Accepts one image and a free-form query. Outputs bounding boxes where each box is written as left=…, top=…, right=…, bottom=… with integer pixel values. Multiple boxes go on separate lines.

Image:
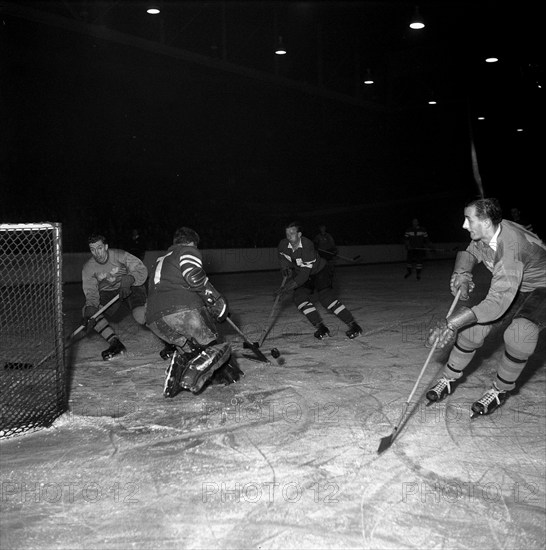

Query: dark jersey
left=404, top=225, right=429, bottom=250
left=278, top=236, right=327, bottom=287
left=145, top=244, right=206, bottom=324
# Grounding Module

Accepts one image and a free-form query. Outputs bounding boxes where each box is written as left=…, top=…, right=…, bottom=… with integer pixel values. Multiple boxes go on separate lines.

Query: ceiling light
left=485, top=57, right=499, bottom=63
left=409, top=6, right=425, bottom=30
left=363, top=68, right=374, bottom=85
left=147, top=5, right=160, bottom=15
left=275, top=36, right=286, bottom=55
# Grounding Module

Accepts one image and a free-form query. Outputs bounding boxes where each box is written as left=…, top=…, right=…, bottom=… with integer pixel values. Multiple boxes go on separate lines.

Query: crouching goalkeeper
left=145, top=226, right=243, bottom=398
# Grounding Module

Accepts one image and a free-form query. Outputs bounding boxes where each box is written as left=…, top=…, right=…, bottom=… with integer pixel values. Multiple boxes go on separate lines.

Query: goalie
left=145, top=227, right=243, bottom=398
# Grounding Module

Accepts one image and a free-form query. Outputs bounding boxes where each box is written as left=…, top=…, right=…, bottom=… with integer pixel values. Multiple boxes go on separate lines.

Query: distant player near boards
left=277, top=221, right=362, bottom=340
left=145, top=226, right=243, bottom=398
left=426, top=198, right=546, bottom=417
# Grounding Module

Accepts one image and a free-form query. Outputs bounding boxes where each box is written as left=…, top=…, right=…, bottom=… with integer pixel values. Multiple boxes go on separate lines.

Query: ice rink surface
left=1, top=260, right=545, bottom=550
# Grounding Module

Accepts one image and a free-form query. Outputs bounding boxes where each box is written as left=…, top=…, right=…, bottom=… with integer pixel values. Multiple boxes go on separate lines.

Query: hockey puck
left=271, top=348, right=280, bottom=359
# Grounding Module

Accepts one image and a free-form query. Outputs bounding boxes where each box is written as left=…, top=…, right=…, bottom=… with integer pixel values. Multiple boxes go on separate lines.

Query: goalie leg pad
left=180, top=341, right=231, bottom=394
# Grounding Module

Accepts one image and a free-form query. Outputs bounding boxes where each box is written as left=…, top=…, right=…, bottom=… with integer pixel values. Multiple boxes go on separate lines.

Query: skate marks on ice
left=2, top=267, right=545, bottom=550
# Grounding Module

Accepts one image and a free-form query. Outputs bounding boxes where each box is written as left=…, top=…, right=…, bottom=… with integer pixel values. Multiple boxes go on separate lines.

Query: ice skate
left=163, top=351, right=189, bottom=398
left=346, top=321, right=362, bottom=339
left=159, top=343, right=177, bottom=361
left=101, top=338, right=126, bottom=360
left=471, top=383, right=508, bottom=418
left=314, top=323, right=330, bottom=340
left=426, top=376, right=456, bottom=404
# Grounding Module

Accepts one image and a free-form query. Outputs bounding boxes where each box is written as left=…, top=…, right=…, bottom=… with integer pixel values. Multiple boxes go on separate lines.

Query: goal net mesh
left=0, top=223, right=66, bottom=439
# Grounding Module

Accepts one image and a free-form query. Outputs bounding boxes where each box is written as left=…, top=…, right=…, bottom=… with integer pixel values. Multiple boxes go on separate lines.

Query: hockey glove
left=275, top=279, right=297, bottom=298
left=427, top=306, right=477, bottom=349
left=119, top=274, right=135, bottom=299
left=208, top=295, right=229, bottom=323
left=450, top=272, right=475, bottom=301
left=82, top=305, right=99, bottom=334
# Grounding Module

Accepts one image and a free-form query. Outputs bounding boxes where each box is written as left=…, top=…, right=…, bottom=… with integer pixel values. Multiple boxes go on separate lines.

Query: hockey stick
left=413, top=247, right=459, bottom=253
left=225, top=317, right=270, bottom=364
left=68, top=294, right=121, bottom=340
left=29, top=295, right=121, bottom=370
left=377, top=289, right=461, bottom=454
left=256, top=275, right=288, bottom=348
left=319, top=249, right=361, bottom=262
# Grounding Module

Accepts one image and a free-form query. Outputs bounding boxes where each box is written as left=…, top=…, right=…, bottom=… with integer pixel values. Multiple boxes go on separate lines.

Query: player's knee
left=504, top=317, right=539, bottom=359
left=132, top=305, right=146, bottom=325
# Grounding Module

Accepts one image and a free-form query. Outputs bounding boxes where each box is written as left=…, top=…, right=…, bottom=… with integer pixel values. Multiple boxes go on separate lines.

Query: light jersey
left=278, top=236, right=327, bottom=287
left=145, top=244, right=207, bottom=324
left=82, top=248, right=148, bottom=308
left=467, top=220, right=546, bottom=323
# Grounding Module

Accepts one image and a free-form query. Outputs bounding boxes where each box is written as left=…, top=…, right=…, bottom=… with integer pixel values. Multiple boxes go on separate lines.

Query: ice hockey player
left=145, top=226, right=243, bottom=398
left=277, top=221, right=362, bottom=340
left=313, top=223, right=338, bottom=278
left=426, top=198, right=546, bottom=417
left=403, top=217, right=432, bottom=280
left=81, top=233, right=148, bottom=360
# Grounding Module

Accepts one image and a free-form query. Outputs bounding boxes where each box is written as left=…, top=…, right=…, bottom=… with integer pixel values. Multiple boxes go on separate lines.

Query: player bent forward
left=145, top=227, right=243, bottom=397
left=426, top=198, right=546, bottom=417
left=278, top=221, right=362, bottom=340
left=82, top=233, right=148, bottom=360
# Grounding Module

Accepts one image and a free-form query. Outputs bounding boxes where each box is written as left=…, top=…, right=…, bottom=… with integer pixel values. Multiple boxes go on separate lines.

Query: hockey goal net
left=0, top=223, right=66, bottom=439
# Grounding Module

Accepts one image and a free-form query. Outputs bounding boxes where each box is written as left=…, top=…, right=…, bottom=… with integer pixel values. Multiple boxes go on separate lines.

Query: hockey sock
left=495, top=372, right=517, bottom=392
left=444, top=342, right=476, bottom=376
left=498, top=317, right=537, bottom=390
left=298, top=301, right=322, bottom=326
left=496, top=351, right=527, bottom=391
left=443, top=363, right=464, bottom=380
left=326, top=299, right=353, bottom=325
left=94, top=316, right=117, bottom=342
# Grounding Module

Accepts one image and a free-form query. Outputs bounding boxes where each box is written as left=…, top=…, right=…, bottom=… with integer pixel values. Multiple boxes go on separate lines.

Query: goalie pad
left=180, top=341, right=231, bottom=394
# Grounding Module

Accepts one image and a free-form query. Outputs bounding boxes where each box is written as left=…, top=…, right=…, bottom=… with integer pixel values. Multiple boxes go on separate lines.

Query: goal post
left=0, top=222, right=66, bottom=438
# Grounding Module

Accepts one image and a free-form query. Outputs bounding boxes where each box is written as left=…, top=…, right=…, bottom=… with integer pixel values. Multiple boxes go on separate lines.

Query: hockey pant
left=440, top=288, right=545, bottom=391
left=294, top=267, right=354, bottom=328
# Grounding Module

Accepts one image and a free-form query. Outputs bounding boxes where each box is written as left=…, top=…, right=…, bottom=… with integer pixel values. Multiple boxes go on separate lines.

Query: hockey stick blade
left=226, top=317, right=271, bottom=364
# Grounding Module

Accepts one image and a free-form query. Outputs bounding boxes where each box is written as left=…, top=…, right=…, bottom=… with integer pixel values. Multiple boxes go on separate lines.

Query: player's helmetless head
left=285, top=222, right=302, bottom=246
left=463, top=198, right=501, bottom=243
left=89, top=239, right=109, bottom=264
left=173, top=226, right=200, bottom=247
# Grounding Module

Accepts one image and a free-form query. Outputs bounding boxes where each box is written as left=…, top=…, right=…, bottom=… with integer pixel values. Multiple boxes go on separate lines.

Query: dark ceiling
left=1, top=1, right=544, bottom=248
left=3, top=0, right=543, bottom=112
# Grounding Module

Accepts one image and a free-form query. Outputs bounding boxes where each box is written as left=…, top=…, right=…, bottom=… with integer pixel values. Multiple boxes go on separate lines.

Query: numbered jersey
left=145, top=244, right=205, bottom=324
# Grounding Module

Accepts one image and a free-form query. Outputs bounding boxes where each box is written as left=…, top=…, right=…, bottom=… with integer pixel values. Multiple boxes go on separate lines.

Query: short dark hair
left=466, top=198, right=503, bottom=225
left=286, top=221, right=303, bottom=233
left=88, top=233, right=107, bottom=245
left=173, top=227, right=200, bottom=246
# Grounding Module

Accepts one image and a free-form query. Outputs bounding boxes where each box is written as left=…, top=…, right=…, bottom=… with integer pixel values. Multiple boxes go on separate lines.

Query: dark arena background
left=1, top=2, right=544, bottom=549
